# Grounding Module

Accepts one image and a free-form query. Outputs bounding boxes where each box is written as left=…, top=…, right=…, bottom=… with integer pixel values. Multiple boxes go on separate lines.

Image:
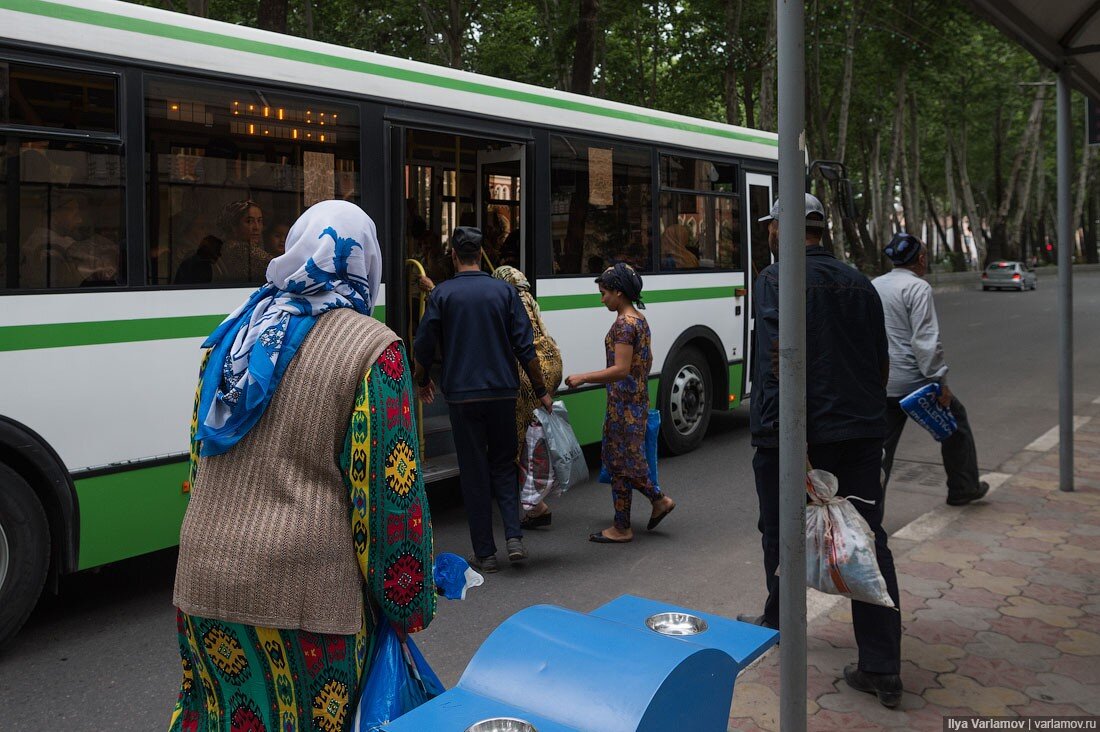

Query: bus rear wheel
left=659, top=345, right=713, bottom=455
left=0, top=463, right=50, bottom=649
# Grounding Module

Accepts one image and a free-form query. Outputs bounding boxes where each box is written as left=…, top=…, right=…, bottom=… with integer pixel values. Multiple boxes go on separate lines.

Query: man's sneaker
left=843, top=663, right=903, bottom=708
left=736, top=613, right=779, bottom=630
left=506, top=538, right=528, bottom=563
left=947, top=480, right=990, bottom=506
left=469, top=554, right=499, bottom=574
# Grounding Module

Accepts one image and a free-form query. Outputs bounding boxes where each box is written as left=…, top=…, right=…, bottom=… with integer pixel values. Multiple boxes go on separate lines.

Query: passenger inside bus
left=661, top=222, right=700, bottom=270
left=19, top=191, right=120, bottom=289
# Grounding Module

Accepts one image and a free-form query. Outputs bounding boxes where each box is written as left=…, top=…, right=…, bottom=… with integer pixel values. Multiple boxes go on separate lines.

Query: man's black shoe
left=736, top=613, right=779, bottom=630
left=947, top=480, right=990, bottom=506
left=843, top=663, right=902, bottom=708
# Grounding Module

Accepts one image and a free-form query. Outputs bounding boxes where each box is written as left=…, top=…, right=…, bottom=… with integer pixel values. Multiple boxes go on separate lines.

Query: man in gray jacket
left=872, top=232, right=989, bottom=506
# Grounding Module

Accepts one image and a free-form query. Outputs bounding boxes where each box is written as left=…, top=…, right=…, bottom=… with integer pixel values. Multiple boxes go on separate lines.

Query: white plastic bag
left=519, top=419, right=557, bottom=510
left=535, top=401, right=589, bottom=493
left=805, top=469, right=895, bottom=608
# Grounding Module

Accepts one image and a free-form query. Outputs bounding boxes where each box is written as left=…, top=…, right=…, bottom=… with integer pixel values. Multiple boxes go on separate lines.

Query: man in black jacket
left=743, top=195, right=903, bottom=708
left=413, top=227, right=551, bottom=574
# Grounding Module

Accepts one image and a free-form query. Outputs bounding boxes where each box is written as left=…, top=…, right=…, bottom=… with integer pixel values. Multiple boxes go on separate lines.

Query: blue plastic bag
left=353, top=622, right=444, bottom=731
left=599, top=409, right=661, bottom=487
left=899, top=383, right=957, bottom=442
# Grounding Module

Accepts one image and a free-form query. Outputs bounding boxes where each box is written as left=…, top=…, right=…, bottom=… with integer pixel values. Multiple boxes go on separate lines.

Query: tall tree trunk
left=758, top=0, right=776, bottom=132
left=944, top=139, right=964, bottom=267
left=723, top=0, right=743, bottom=125
left=1072, top=144, right=1094, bottom=261
left=186, top=0, right=207, bottom=16
left=570, top=0, right=600, bottom=95
left=905, top=90, right=921, bottom=238
left=1009, top=122, right=1042, bottom=259
left=742, top=75, right=756, bottom=129
left=1088, top=187, right=1100, bottom=263
left=952, top=132, right=987, bottom=267
left=303, top=0, right=314, bottom=39
left=876, top=70, right=906, bottom=256
left=257, top=0, right=288, bottom=33
left=419, top=0, right=469, bottom=69
left=835, top=0, right=861, bottom=164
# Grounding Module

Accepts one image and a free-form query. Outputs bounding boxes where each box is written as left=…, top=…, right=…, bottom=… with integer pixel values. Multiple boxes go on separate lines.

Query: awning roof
left=967, top=0, right=1100, bottom=102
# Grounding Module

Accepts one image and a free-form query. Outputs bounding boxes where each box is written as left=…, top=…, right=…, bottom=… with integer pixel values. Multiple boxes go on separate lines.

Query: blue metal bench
left=383, top=594, right=779, bottom=732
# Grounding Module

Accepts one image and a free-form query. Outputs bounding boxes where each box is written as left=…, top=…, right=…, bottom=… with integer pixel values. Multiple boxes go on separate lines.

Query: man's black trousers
left=448, top=399, right=522, bottom=558
left=752, top=437, right=901, bottom=675
left=882, top=395, right=980, bottom=500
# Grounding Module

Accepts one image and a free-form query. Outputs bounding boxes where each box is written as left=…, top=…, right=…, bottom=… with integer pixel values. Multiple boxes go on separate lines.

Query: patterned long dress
left=514, top=290, right=563, bottom=457
left=169, top=341, right=435, bottom=732
left=602, top=315, right=662, bottom=530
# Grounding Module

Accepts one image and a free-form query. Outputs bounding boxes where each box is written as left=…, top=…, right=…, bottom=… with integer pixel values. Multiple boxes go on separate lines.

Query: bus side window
left=1, top=63, right=125, bottom=291
left=657, top=155, right=741, bottom=272
left=144, top=78, right=360, bottom=286
left=549, top=134, right=652, bottom=275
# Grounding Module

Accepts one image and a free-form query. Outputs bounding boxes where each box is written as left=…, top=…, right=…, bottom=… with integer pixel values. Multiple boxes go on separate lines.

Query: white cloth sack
left=535, top=401, right=589, bottom=493
left=805, top=469, right=895, bottom=608
left=519, top=419, right=557, bottom=510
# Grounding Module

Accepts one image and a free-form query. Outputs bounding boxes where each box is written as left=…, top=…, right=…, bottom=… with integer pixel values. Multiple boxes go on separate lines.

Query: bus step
left=422, top=452, right=460, bottom=482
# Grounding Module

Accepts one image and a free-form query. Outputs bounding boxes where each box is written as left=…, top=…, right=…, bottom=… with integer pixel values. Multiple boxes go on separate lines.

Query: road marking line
left=892, top=472, right=1011, bottom=542
left=1024, top=417, right=1092, bottom=452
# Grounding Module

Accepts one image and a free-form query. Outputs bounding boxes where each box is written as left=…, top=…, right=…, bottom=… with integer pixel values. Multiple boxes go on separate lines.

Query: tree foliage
left=130, top=0, right=1099, bottom=268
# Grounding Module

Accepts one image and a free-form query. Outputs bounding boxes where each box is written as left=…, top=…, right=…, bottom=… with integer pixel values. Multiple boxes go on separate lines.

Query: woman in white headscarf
left=169, top=201, right=436, bottom=732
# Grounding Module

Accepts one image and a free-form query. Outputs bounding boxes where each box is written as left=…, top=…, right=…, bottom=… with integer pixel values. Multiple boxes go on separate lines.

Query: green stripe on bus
left=540, top=285, right=737, bottom=312
left=0, top=314, right=225, bottom=351
left=75, top=461, right=190, bottom=569
left=2, top=0, right=777, bottom=148
left=0, top=305, right=386, bottom=351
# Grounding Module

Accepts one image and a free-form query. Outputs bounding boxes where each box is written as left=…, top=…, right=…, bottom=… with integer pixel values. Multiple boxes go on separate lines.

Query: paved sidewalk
left=728, top=404, right=1100, bottom=729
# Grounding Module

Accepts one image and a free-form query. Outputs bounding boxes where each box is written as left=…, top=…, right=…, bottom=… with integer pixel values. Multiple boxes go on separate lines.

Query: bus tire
left=0, top=463, right=50, bottom=649
left=658, top=345, right=712, bottom=455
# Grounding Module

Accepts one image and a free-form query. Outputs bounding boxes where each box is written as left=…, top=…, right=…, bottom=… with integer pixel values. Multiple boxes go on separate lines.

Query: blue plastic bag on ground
left=599, top=409, right=661, bottom=487
left=899, top=383, right=957, bottom=442
left=353, top=622, right=444, bottom=731
left=536, top=401, right=589, bottom=492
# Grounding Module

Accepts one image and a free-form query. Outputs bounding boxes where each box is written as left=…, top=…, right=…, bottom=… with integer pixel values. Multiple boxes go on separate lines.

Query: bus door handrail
left=405, top=258, right=428, bottom=458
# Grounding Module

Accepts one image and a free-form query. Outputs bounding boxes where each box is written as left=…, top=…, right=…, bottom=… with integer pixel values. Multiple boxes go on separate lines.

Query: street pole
left=777, top=0, right=808, bottom=729
left=1057, top=69, right=1074, bottom=492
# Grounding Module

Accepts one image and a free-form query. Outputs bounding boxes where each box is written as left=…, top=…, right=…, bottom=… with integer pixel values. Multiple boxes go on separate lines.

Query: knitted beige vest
left=173, top=309, right=398, bottom=634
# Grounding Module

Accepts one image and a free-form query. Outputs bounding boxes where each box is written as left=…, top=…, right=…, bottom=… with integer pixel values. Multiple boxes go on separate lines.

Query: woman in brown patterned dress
left=492, top=265, right=563, bottom=528
left=565, top=263, right=675, bottom=543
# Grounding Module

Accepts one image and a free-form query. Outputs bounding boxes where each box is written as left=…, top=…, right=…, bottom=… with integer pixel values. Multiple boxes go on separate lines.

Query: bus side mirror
left=838, top=178, right=857, bottom=221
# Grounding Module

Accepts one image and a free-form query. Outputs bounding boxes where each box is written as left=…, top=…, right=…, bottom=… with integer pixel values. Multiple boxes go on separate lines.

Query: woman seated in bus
left=564, top=263, right=675, bottom=543
left=661, top=222, right=699, bottom=270
left=169, top=200, right=436, bottom=732
left=492, top=265, right=563, bottom=528
left=211, top=199, right=271, bottom=283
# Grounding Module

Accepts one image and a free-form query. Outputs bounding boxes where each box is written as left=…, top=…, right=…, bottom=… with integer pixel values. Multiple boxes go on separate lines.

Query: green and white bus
left=0, top=0, right=778, bottom=645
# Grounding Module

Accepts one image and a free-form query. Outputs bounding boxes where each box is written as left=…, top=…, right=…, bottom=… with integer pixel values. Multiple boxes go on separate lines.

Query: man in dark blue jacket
left=743, top=195, right=903, bottom=708
left=413, top=227, right=551, bottom=574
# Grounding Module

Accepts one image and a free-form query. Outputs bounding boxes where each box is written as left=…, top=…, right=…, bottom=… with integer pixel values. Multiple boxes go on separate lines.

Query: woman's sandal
left=647, top=501, right=675, bottom=530
left=589, top=531, right=632, bottom=544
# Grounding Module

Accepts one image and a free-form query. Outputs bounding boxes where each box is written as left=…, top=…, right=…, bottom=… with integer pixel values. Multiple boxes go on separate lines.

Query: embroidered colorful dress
left=169, top=341, right=435, bottom=732
left=602, top=315, right=662, bottom=529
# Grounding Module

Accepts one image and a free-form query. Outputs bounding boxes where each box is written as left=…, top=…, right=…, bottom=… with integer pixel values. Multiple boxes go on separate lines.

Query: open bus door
left=396, top=127, right=528, bottom=482
left=743, top=172, right=776, bottom=402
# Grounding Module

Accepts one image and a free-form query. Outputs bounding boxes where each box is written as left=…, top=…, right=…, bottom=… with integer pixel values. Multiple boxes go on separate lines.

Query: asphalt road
left=2, top=271, right=1099, bottom=731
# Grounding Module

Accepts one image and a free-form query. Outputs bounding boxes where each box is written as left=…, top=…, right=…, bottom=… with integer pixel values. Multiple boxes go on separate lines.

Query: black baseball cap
left=450, top=226, right=483, bottom=254
left=884, top=232, right=923, bottom=265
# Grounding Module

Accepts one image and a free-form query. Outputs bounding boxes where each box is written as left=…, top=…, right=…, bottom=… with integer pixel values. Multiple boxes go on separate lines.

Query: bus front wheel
left=0, top=463, right=50, bottom=649
left=658, top=345, right=713, bottom=455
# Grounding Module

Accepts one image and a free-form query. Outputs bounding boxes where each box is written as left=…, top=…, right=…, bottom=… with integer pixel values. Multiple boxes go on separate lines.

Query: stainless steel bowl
left=645, top=611, right=709, bottom=636
left=464, top=718, right=538, bottom=732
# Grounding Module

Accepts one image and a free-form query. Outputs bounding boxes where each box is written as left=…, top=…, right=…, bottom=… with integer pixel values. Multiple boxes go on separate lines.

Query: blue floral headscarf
left=194, top=200, right=383, bottom=456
